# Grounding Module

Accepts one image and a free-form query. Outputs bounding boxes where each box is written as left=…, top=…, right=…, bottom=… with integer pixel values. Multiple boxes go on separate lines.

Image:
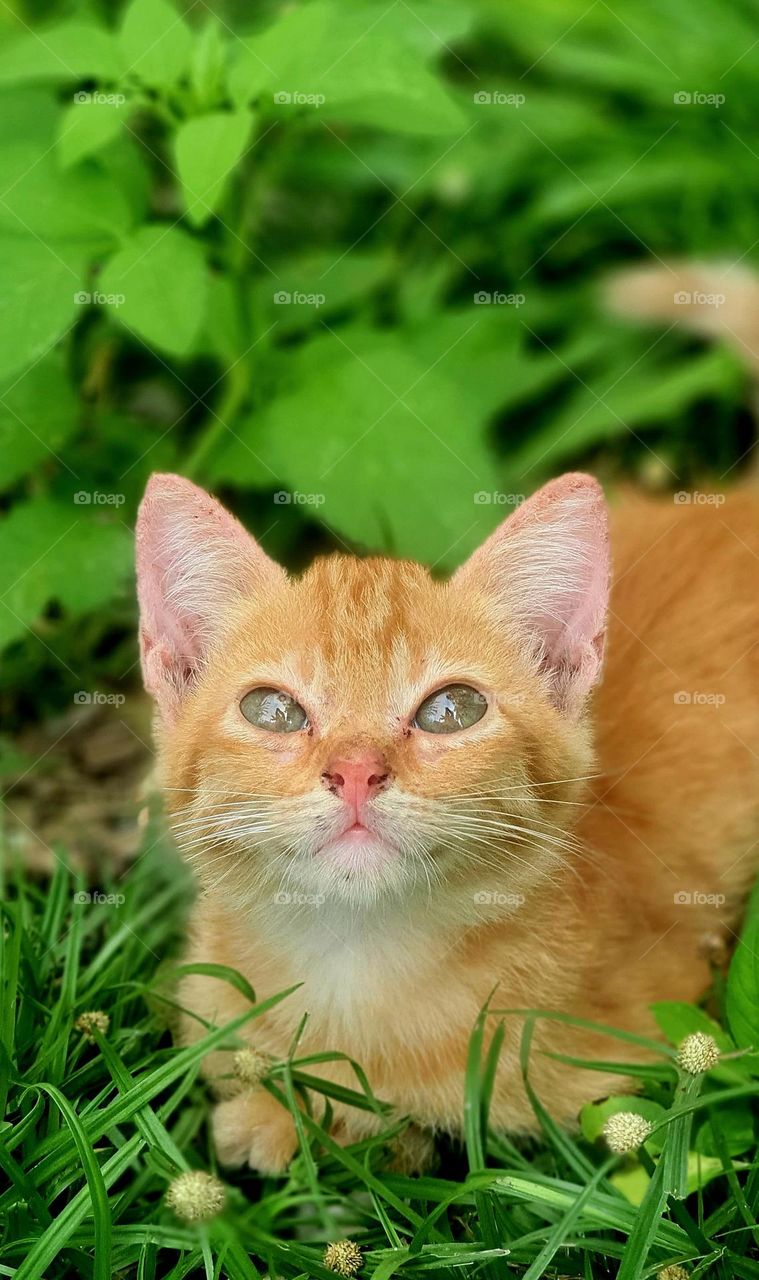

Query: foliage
left=0, top=0, right=756, bottom=723
left=3, top=839, right=759, bottom=1277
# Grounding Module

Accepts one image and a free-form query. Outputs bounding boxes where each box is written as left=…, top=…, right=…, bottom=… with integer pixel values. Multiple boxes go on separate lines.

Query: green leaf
left=18, top=1084, right=111, bottom=1280
left=174, top=111, right=253, bottom=226
left=228, top=1, right=466, bottom=136
left=190, top=20, right=229, bottom=110
left=0, top=237, right=84, bottom=381
left=0, top=354, right=78, bottom=489
left=0, top=85, right=57, bottom=147
left=727, top=875, right=759, bottom=1050
left=696, top=1103, right=755, bottom=1156
left=0, top=499, right=133, bottom=650
left=211, top=326, right=502, bottom=565
left=0, top=145, right=131, bottom=244
left=0, top=20, right=123, bottom=85
left=252, top=249, right=393, bottom=336
left=57, top=98, right=124, bottom=169
left=616, top=1153, right=668, bottom=1280
left=119, top=0, right=192, bottom=87
left=199, top=273, right=244, bottom=361
left=99, top=224, right=207, bottom=357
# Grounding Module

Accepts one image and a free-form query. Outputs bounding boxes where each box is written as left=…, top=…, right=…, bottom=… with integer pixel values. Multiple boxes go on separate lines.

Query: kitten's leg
left=332, top=1110, right=436, bottom=1174
left=213, top=1088, right=298, bottom=1174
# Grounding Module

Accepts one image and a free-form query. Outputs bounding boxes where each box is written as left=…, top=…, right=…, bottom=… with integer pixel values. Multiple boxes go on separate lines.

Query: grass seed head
left=324, top=1239, right=363, bottom=1276
left=677, top=1032, right=720, bottom=1074
left=602, top=1110, right=653, bottom=1153
left=74, top=1010, right=110, bottom=1042
left=657, top=1267, right=689, bottom=1280
left=165, top=1170, right=225, bottom=1223
left=233, top=1047, right=269, bottom=1086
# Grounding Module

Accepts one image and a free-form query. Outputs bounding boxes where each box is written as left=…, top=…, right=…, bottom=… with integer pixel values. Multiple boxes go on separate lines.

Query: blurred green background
left=0, top=0, right=756, bottom=733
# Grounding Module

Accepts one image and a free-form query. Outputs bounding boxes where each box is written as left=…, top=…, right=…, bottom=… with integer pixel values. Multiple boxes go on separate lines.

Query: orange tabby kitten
left=136, top=470, right=759, bottom=1173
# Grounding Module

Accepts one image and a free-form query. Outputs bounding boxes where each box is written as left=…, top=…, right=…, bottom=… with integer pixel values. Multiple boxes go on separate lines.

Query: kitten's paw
left=212, top=1090, right=298, bottom=1175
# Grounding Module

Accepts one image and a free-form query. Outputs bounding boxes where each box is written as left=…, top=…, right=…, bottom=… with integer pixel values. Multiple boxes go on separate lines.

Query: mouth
left=341, top=821, right=372, bottom=840
left=316, top=816, right=399, bottom=866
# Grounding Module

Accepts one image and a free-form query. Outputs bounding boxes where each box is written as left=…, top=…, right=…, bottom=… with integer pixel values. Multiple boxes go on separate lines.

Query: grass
left=3, top=822, right=759, bottom=1279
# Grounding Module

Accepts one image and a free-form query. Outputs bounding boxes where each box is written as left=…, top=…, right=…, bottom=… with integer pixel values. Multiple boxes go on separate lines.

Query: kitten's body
left=137, top=473, right=759, bottom=1171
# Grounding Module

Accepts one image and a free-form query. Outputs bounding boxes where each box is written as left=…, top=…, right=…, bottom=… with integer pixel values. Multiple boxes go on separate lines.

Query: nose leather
left=322, top=752, right=390, bottom=815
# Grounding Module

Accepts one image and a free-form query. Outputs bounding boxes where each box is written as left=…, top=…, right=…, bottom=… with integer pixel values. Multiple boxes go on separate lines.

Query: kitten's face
left=137, top=474, right=608, bottom=912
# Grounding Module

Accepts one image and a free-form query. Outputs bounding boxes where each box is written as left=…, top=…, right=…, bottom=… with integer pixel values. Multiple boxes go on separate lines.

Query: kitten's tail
left=603, top=261, right=759, bottom=372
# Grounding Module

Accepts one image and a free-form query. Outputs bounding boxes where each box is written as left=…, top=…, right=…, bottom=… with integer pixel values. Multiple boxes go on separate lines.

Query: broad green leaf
left=727, top=874, right=759, bottom=1050
left=199, top=273, right=244, bottom=361
left=174, top=111, right=253, bottom=226
left=228, top=1, right=466, bottom=136
left=0, top=238, right=84, bottom=381
left=99, top=225, right=207, bottom=357
left=0, top=145, right=131, bottom=244
left=119, top=0, right=192, bottom=86
left=0, top=85, right=57, bottom=146
left=0, top=354, right=78, bottom=488
left=0, top=500, right=133, bottom=650
left=0, top=21, right=122, bottom=85
left=211, top=327, right=502, bottom=565
left=612, top=1153, right=746, bottom=1207
left=253, top=249, right=393, bottom=335
left=190, top=20, right=229, bottom=110
left=696, top=1103, right=755, bottom=1156
left=57, top=98, right=124, bottom=169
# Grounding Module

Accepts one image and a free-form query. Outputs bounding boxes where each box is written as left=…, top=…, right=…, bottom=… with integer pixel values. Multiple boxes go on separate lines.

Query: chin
left=282, top=827, right=426, bottom=908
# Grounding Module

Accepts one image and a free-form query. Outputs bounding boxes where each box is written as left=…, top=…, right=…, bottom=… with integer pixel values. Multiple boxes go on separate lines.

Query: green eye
left=240, top=688, right=309, bottom=733
left=413, top=684, right=487, bottom=734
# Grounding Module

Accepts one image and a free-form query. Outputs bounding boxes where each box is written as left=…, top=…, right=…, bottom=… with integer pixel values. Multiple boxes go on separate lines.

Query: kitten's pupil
left=240, top=687, right=309, bottom=732
left=414, top=684, right=487, bottom=734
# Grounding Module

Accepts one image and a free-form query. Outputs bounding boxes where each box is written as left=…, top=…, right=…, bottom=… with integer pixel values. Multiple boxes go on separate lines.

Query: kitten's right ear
left=455, top=472, right=609, bottom=716
left=136, top=473, right=284, bottom=721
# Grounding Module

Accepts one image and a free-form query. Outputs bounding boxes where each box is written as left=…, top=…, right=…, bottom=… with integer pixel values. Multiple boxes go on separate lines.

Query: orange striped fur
left=136, top=472, right=759, bottom=1172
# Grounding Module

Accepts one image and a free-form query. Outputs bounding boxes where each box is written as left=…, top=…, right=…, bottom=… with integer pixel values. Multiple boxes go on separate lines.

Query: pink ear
left=135, top=474, right=284, bottom=720
left=456, top=473, right=610, bottom=713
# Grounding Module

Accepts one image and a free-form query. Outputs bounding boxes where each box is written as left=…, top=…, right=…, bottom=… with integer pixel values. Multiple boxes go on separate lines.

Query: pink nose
left=322, top=752, right=391, bottom=813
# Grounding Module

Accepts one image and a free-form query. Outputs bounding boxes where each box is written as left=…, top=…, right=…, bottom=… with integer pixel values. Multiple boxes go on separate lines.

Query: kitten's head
left=137, top=473, right=608, bottom=913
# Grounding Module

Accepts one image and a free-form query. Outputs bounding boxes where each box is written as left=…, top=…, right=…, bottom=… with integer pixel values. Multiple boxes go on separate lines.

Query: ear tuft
left=456, top=473, right=609, bottom=714
left=136, top=474, right=283, bottom=720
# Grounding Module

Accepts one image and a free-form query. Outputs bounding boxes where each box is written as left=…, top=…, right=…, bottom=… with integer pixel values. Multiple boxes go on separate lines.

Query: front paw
left=213, top=1090, right=298, bottom=1175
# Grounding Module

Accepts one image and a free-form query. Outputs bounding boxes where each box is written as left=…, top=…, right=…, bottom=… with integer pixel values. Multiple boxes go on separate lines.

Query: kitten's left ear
left=455, top=473, right=610, bottom=715
left=136, top=473, right=284, bottom=721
